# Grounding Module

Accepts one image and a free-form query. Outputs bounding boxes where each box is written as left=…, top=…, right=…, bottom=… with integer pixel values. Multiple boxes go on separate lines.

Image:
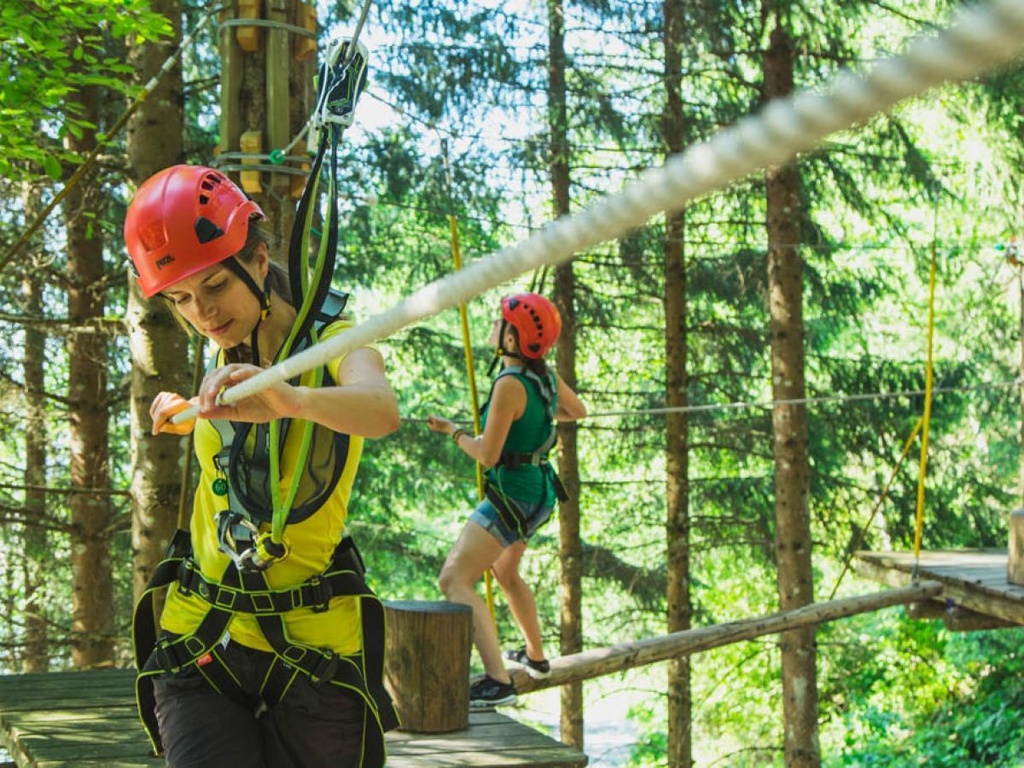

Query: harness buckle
left=308, top=650, right=339, bottom=685
left=503, top=452, right=522, bottom=470
left=154, top=636, right=187, bottom=674
left=307, top=575, right=332, bottom=613
left=176, top=558, right=200, bottom=596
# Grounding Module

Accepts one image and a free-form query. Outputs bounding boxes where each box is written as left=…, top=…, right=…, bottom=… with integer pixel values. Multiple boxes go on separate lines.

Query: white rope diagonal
left=174, top=0, right=1024, bottom=423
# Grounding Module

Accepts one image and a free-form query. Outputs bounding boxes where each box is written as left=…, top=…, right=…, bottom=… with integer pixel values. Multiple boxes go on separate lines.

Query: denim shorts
left=470, top=497, right=554, bottom=547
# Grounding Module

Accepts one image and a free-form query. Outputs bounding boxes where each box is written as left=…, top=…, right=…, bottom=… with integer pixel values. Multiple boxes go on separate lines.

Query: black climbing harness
left=132, top=531, right=397, bottom=764
left=483, top=365, right=569, bottom=540
left=210, top=288, right=351, bottom=573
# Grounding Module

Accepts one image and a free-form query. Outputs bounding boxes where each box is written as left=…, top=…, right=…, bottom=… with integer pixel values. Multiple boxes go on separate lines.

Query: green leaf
left=42, top=153, right=62, bottom=181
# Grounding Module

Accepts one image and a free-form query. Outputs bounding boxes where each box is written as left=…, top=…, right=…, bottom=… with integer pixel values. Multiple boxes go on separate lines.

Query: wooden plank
left=0, top=693, right=136, bottom=712
left=0, top=669, right=587, bottom=768
left=383, top=708, right=583, bottom=766
left=388, top=747, right=586, bottom=768
left=389, top=726, right=554, bottom=747
left=389, top=731, right=562, bottom=754
left=854, top=551, right=1024, bottom=627
left=944, top=606, right=1019, bottom=632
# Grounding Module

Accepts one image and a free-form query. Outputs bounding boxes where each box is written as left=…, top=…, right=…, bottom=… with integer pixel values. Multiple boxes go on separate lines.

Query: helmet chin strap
left=225, top=257, right=272, bottom=365
left=487, top=319, right=522, bottom=376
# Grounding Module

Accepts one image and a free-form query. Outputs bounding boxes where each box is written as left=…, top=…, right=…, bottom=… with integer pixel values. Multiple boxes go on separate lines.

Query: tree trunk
left=662, top=0, right=692, bottom=765
left=1019, top=266, right=1024, bottom=506
left=548, top=0, right=584, bottom=749
left=126, top=0, right=191, bottom=607
left=20, top=181, right=49, bottom=673
left=764, top=22, right=820, bottom=768
left=219, top=0, right=317, bottom=255
left=65, top=80, right=114, bottom=669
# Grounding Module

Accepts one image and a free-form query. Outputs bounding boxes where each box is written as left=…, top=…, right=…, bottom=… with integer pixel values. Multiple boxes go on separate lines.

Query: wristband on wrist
left=451, top=428, right=466, bottom=445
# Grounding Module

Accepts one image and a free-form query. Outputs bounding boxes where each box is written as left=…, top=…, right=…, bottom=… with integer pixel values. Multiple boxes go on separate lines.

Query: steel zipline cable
left=397, top=378, right=1022, bottom=424
left=173, top=0, right=1024, bottom=424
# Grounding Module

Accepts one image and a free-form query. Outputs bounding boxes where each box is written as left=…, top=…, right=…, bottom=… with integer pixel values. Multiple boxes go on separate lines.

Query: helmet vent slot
left=139, top=221, right=167, bottom=251
left=195, top=216, right=225, bottom=244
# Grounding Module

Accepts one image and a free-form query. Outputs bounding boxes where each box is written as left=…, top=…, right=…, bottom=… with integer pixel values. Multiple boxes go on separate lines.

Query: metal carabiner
left=216, top=510, right=265, bottom=573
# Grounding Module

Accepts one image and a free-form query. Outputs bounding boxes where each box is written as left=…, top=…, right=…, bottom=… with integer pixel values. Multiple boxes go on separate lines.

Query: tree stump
left=384, top=600, right=472, bottom=733
left=1008, top=509, right=1024, bottom=586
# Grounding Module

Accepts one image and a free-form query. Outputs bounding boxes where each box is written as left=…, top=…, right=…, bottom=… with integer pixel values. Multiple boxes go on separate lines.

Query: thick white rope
left=175, top=0, right=1024, bottom=421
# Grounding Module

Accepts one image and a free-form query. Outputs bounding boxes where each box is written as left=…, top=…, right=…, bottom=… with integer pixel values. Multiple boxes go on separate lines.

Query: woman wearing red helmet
left=427, top=292, right=585, bottom=708
left=125, top=165, right=400, bottom=767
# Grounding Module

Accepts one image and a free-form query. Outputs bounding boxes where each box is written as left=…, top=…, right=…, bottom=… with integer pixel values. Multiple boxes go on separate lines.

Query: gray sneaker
left=503, top=648, right=551, bottom=679
left=469, top=675, right=517, bottom=708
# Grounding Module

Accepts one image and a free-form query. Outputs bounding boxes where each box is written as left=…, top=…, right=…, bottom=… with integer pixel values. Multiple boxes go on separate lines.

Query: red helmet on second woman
left=500, top=292, right=561, bottom=359
left=124, top=165, right=264, bottom=297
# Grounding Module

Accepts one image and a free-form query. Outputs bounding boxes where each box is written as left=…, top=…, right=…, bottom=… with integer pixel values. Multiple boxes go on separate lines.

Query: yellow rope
left=442, top=141, right=496, bottom=614
left=913, top=238, right=939, bottom=572
left=827, top=417, right=923, bottom=601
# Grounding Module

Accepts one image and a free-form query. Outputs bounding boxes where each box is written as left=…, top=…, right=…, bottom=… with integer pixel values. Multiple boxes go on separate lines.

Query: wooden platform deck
left=0, top=669, right=588, bottom=768
left=855, top=549, right=1024, bottom=627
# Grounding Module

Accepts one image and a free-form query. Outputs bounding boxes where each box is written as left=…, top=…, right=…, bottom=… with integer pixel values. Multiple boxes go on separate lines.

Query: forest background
left=3, top=0, right=1024, bottom=766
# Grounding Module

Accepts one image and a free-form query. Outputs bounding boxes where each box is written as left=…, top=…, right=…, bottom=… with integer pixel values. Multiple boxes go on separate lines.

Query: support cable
left=827, top=418, right=923, bottom=601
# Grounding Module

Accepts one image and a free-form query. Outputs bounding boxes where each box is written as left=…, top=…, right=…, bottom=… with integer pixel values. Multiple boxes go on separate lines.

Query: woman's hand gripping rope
left=197, top=364, right=303, bottom=425
left=150, top=392, right=198, bottom=436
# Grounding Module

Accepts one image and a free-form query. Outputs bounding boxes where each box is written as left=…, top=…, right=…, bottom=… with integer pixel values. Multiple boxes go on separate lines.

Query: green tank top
left=482, top=368, right=557, bottom=507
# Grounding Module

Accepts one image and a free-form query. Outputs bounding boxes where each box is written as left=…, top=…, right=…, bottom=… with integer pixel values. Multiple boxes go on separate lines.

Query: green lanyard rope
left=266, top=39, right=367, bottom=546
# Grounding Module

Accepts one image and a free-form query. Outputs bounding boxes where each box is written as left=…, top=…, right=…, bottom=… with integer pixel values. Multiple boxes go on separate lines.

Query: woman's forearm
left=291, top=382, right=400, bottom=438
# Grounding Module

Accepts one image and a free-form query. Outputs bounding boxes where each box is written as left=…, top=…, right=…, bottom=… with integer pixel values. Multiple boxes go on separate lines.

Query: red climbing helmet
left=124, top=165, right=265, bottom=297
left=501, top=292, right=561, bottom=359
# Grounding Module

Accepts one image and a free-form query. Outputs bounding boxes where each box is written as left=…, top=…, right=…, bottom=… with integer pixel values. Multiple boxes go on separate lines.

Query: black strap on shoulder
left=485, top=366, right=557, bottom=462
left=486, top=365, right=569, bottom=503
left=490, top=365, right=556, bottom=420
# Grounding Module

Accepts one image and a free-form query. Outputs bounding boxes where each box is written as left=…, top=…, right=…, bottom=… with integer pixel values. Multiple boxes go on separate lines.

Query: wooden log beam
left=511, top=583, right=942, bottom=694
left=906, top=599, right=1018, bottom=631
